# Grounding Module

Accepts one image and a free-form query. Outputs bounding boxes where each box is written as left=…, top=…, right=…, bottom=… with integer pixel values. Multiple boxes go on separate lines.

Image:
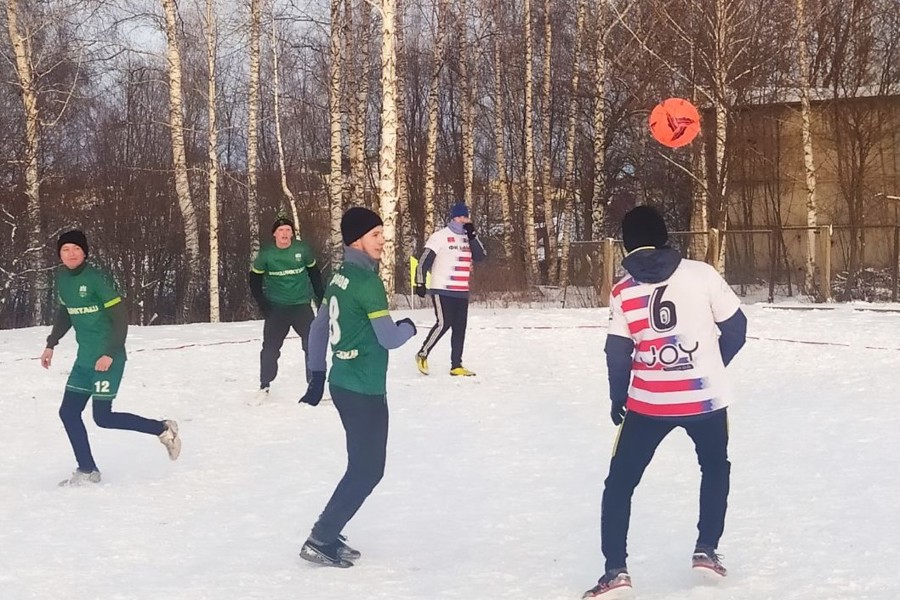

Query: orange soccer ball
left=648, top=98, right=701, bottom=148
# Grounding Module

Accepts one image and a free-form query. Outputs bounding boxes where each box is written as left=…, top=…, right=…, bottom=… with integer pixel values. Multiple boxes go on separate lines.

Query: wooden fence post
left=817, top=225, right=832, bottom=302
left=599, top=238, right=616, bottom=307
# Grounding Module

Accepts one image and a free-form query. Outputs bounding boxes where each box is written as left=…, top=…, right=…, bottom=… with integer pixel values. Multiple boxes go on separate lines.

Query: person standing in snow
left=41, top=230, right=181, bottom=487
left=583, top=206, right=747, bottom=598
left=413, top=202, right=486, bottom=376
left=249, top=214, right=324, bottom=401
left=297, top=207, right=417, bottom=568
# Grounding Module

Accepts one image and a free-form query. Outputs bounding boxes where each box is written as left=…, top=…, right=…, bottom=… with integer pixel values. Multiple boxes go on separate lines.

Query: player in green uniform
left=297, top=207, right=417, bottom=568
left=249, top=215, right=324, bottom=401
left=41, top=230, right=181, bottom=486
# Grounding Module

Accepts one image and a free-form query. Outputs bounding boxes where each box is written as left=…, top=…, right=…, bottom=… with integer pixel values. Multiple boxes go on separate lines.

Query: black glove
left=300, top=371, right=326, bottom=406
left=396, top=317, right=417, bottom=336
left=463, top=222, right=477, bottom=240
left=259, top=300, right=271, bottom=318
left=610, top=401, right=626, bottom=426
left=414, top=284, right=427, bottom=298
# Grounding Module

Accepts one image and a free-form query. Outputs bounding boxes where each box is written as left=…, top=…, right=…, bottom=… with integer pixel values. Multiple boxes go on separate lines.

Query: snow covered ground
left=1, top=303, right=898, bottom=600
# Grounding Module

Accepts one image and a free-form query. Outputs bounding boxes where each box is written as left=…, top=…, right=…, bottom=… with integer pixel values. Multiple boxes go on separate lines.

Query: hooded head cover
left=449, top=203, right=469, bottom=219
left=621, top=205, right=668, bottom=252
left=57, top=230, right=89, bottom=257
left=341, top=207, right=384, bottom=245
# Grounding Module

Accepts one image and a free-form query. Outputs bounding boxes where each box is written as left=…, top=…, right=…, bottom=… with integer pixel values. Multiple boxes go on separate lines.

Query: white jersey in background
left=424, top=226, right=474, bottom=292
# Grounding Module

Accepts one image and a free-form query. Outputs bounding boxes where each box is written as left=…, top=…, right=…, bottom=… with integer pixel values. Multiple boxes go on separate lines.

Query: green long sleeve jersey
left=251, top=239, right=318, bottom=306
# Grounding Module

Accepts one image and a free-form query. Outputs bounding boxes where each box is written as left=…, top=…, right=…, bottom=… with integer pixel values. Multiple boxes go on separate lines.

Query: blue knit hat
left=450, top=203, right=469, bottom=219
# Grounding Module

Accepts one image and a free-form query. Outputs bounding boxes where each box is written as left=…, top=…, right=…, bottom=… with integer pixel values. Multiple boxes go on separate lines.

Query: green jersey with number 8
left=325, top=261, right=391, bottom=395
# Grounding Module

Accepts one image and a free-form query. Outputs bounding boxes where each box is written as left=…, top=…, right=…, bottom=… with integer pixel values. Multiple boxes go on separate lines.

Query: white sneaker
left=58, top=469, right=102, bottom=487
left=250, top=386, right=270, bottom=406
left=158, top=420, right=181, bottom=460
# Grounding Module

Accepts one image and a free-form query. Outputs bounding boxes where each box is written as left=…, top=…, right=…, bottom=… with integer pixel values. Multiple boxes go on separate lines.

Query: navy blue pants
left=261, top=303, right=315, bottom=387
left=601, top=408, right=730, bottom=571
left=310, top=385, right=389, bottom=544
left=59, top=389, right=165, bottom=473
left=418, top=294, right=469, bottom=368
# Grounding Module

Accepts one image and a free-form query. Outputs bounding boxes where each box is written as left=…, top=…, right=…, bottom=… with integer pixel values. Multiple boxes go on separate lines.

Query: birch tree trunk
left=205, top=0, right=220, bottom=322
left=523, top=0, right=539, bottom=285
left=492, top=15, right=513, bottom=258
left=329, top=0, right=345, bottom=266
left=6, top=0, right=46, bottom=323
left=378, top=0, right=400, bottom=298
left=458, top=0, right=475, bottom=207
left=395, top=0, right=414, bottom=267
left=558, top=0, right=585, bottom=288
left=796, top=0, right=820, bottom=298
left=590, top=4, right=608, bottom=242
left=271, top=10, right=300, bottom=232
left=248, top=0, right=262, bottom=256
left=349, top=0, right=372, bottom=208
left=162, top=0, right=201, bottom=322
left=423, top=0, right=447, bottom=238
left=540, top=0, right=555, bottom=283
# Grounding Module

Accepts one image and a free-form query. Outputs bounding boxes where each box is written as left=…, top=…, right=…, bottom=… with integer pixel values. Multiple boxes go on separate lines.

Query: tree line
left=2, top=0, right=898, bottom=328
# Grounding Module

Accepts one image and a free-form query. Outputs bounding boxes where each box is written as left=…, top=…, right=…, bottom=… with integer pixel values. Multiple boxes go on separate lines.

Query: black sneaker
left=582, top=568, right=632, bottom=598
left=336, top=534, right=361, bottom=560
left=692, top=545, right=727, bottom=577
left=299, top=538, right=354, bottom=568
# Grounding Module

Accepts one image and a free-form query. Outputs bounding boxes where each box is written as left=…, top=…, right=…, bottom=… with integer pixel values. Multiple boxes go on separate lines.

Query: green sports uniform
left=55, top=264, right=127, bottom=400
left=251, top=239, right=317, bottom=306
left=324, top=261, right=391, bottom=395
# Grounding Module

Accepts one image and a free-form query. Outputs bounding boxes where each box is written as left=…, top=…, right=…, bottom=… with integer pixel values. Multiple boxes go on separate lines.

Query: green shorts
left=65, top=359, right=126, bottom=400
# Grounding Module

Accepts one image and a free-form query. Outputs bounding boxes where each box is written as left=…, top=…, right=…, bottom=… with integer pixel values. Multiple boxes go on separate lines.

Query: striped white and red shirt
left=608, top=259, right=742, bottom=417
left=424, top=226, right=474, bottom=293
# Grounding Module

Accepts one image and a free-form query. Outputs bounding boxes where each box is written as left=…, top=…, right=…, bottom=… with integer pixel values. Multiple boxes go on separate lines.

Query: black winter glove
left=463, top=222, right=477, bottom=240
left=610, top=401, right=626, bottom=426
left=414, top=284, right=427, bottom=298
left=300, top=371, right=326, bottom=406
left=396, top=317, right=417, bottom=336
left=259, top=300, right=272, bottom=319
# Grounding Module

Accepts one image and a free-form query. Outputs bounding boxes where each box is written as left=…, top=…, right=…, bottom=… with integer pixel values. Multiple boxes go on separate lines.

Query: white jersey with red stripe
left=608, top=258, right=742, bottom=418
left=424, top=226, right=473, bottom=292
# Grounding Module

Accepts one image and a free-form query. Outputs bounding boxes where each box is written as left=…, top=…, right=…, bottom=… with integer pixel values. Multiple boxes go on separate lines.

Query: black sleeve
left=307, top=264, right=325, bottom=305
left=470, top=237, right=487, bottom=263
left=103, top=301, right=128, bottom=356
left=415, top=249, right=436, bottom=286
left=46, top=306, right=72, bottom=348
left=717, top=308, right=747, bottom=366
left=604, top=334, right=635, bottom=407
left=248, top=271, right=267, bottom=310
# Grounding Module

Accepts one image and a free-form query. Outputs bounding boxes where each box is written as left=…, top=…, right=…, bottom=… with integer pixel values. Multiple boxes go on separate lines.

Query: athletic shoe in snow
left=692, top=546, right=727, bottom=578
left=299, top=538, right=353, bottom=568
left=416, top=352, right=429, bottom=375
left=158, top=420, right=181, bottom=460
left=336, top=534, right=361, bottom=560
left=450, top=366, right=476, bottom=377
left=250, top=385, right=270, bottom=406
left=58, top=469, right=102, bottom=487
left=582, top=568, right=632, bottom=598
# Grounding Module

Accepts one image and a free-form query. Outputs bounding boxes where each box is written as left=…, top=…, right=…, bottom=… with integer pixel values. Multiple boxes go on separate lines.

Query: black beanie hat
left=341, top=206, right=383, bottom=246
left=57, top=230, right=89, bottom=257
left=272, top=215, right=295, bottom=233
left=621, top=205, right=668, bottom=252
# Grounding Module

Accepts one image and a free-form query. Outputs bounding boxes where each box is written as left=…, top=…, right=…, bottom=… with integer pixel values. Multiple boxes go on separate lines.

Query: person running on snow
left=41, top=230, right=181, bottom=487
left=413, top=202, right=486, bottom=376
left=297, top=207, right=417, bottom=568
left=583, top=206, right=747, bottom=598
left=249, top=213, right=324, bottom=402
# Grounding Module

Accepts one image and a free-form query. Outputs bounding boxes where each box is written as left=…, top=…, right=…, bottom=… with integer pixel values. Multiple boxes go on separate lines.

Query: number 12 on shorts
left=94, top=380, right=110, bottom=393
